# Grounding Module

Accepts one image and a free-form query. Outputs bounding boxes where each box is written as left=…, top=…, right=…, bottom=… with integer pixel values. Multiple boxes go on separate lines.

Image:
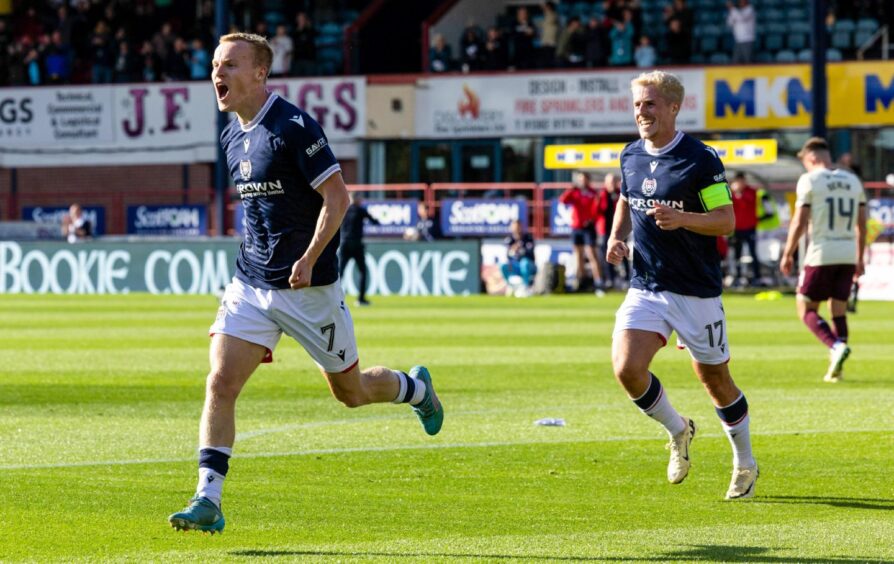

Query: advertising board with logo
left=415, top=70, right=705, bottom=138
left=363, top=199, right=419, bottom=236
left=0, top=78, right=365, bottom=167
left=126, top=205, right=207, bottom=236
left=550, top=200, right=572, bottom=236
left=440, top=198, right=528, bottom=236
left=0, top=239, right=480, bottom=297
left=706, top=61, right=894, bottom=130
left=22, top=205, right=106, bottom=236
left=869, top=198, right=894, bottom=237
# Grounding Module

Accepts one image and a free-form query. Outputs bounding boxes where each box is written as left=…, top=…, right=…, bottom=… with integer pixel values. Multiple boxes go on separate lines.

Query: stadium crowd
left=0, top=0, right=357, bottom=86
left=2, top=0, right=893, bottom=87
left=430, top=0, right=894, bottom=72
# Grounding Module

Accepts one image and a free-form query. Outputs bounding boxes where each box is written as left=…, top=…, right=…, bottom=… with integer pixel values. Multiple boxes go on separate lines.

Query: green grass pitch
left=1, top=293, right=893, bottom=562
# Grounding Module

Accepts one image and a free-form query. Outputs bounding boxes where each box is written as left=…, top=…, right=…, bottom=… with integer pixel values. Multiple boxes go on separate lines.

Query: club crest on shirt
left=243, top=137, right=250, bottom=153
left=240, top=159, right=252, bottom=181
left=641, top=177, right=658, bottom=196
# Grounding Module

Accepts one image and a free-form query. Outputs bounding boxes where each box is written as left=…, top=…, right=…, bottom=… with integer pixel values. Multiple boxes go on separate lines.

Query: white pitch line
left=0, top=427, right=890, bottom=471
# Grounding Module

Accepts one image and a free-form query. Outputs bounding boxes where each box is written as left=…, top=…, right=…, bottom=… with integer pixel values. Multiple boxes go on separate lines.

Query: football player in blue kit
left=605, top=71, right=757, bottom=500
left=168, top=33, right=444, bottom=533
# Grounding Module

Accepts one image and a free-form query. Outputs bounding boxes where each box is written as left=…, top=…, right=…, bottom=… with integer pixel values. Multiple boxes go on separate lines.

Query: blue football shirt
left=619, top=131, right=732, bottom=298
left=222, top=93, right=342, bottom=289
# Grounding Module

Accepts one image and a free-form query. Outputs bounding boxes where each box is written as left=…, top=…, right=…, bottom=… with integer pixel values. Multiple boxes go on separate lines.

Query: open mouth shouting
left=215, top=82, right=230, bottom=103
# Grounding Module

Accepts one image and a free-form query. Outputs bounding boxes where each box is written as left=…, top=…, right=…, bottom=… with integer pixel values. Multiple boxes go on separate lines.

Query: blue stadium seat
left=788, top=33, right=808, bottom=51
left=760, top=8, right=785, bottom=22
left=709, top=52, right=730, bottom=64
left=775, top=49, right=796, bottom=63
left=826, top=48, right=843, bottom=61
left=762, top=33, right=784, bottom=52
left=833, top=19, right=856, bottom=34
left=755, top=51, right=774, bottom=63
left=796, top=48, right=812, bottom=62
left=831, top=30, right=852, bottom=50
left=856, top=18, right=880, bottom=33
left=786, top=8, right=807, bottom=21
left=699, top=35, right=720, bottom=53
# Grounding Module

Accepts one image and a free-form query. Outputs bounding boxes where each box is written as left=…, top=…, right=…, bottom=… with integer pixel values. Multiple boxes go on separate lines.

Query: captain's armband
left=698, top=182, right=733, bottom=211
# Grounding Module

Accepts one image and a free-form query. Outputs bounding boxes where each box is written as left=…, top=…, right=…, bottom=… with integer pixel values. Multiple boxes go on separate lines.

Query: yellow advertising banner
left=706, top=61, right=894, bottom=130
left=545, top=139, right=777, bottom=169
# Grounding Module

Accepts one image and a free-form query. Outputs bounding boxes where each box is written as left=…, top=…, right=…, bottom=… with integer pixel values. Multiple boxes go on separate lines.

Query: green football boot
left=168, top=496, right=225, bottom=534
left=409, top=365, right=443, bottom=436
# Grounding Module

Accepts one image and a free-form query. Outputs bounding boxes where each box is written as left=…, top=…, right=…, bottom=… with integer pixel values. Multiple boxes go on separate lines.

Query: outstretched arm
left=289, top=173, right=350, bottom=289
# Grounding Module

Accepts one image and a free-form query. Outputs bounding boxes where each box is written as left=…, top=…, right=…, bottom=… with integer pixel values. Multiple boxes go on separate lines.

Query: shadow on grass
left=754, top=495, right=894, bottom=511
left=230, top=544, right=876, bottom=562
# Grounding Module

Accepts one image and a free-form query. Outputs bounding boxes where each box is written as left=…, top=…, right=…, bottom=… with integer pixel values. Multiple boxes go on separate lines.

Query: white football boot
left=666, top=417, right=696, bottom=484
left=725, top=463, right=759, bottom=500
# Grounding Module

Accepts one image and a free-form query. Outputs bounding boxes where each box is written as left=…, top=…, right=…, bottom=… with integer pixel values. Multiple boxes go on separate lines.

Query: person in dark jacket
left=340, top=193, right=380, bottom=306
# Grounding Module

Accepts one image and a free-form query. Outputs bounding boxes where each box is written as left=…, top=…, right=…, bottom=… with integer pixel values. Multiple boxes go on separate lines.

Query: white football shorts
left=209, top=276, right=359, bottom=373
left=613, top=287, right=731, bottom=365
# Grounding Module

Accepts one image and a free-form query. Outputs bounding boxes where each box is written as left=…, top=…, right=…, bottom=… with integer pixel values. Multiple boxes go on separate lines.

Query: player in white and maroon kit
left=168, top=33, right=443, bottom=534
left=606, top=71, right=757, bottom=500
left=781, top=137, right=867, bottom=383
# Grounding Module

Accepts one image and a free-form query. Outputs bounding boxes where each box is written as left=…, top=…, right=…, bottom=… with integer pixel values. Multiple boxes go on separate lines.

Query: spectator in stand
left=115, top=40, right=140, bottom=83
left=538, top=2, right=560, bottom=68
left=609, top=11, right=634, bottom=66
left=190, top=38, right=209, bottom=80
left=140, top=40, right=161, bottom=82
left=728, top=173, right=761, bottom=286
left=560, top=171, right=605, bottom=293
left=91, top=21, right=114, bottom=83
left=634, top=35, right=657, bottom=68
left=25, top=44, right=42, bottom=86
left=7, top=43, right=27, bottom=86
left=556, top=17, right=586, bottom=67
left=510, top=6, right=536, bottom=70
left=152, top=22, right=176, bottom=61
left=55, top=6, right=75, bottom=53
left=459, top=22, right=484, bottom=72
left=727, top=0, right=756, bottom=64
left=163, top=37, right=191, bottom=81
left=664, top=17, right=691, bottom=65
left=483, top=26, right=509, bottom=70
left=269, top=24, right=293, bottom=77
left=430, top=33, right=453, bottom=72
left=44, top=30, right=71, bottom=84
left=291, top=12, right=317, bottom=77
left=585, top=15, right=609, bottom=68
left=669, top=0, right=694, bottom=35
left=501, top=220, right=537, bottom=297
left=596, top=173, right=628, bottom=289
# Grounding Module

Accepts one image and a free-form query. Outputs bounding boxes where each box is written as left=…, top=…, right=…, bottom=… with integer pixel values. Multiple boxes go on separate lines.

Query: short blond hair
left=631, top=70, right=685, bottom=105
left=220, top=32, right=273, bottom=77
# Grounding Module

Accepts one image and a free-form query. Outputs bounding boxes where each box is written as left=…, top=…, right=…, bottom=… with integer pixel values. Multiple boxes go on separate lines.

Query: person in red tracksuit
left=729, top=172, right=760, bottom=286
left=560, top=171, right=604, bottom=293
left=595, top=172, right=628, bottom=288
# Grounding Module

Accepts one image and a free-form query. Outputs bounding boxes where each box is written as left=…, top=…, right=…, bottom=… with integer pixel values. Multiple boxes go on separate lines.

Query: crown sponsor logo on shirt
left=240, top=159, right=252, bottom=181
